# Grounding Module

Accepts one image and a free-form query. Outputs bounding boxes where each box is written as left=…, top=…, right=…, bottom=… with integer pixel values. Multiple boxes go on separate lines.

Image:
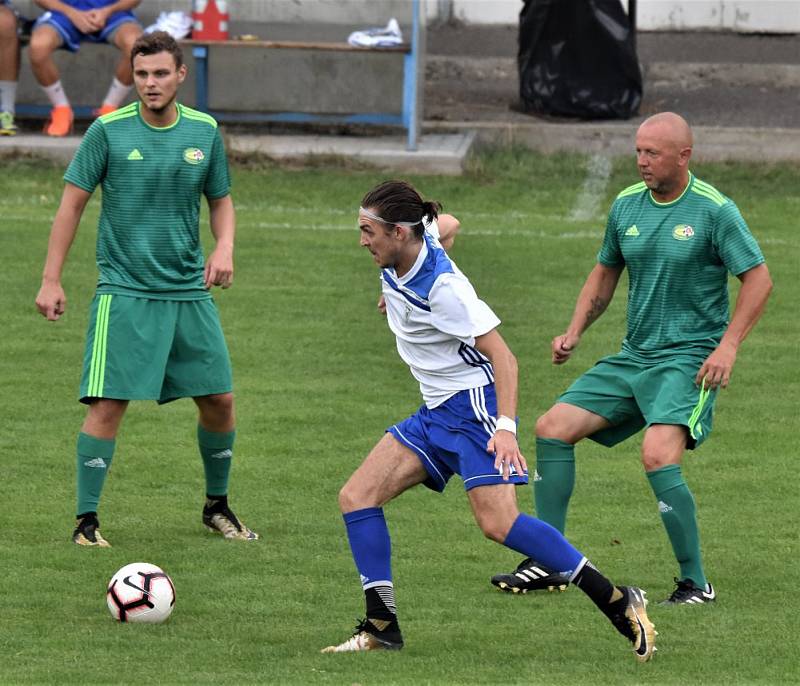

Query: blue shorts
left=388, top=385, right=528, bottom=492
left=34, top=5, right=139, bottom=52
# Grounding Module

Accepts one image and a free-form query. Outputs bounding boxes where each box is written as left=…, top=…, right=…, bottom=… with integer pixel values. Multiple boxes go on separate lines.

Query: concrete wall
left=14, top=42, right=406, bottom=114
left=12, top=0, right=416, bottom=26
left=12, top=0, right=800, bottom=33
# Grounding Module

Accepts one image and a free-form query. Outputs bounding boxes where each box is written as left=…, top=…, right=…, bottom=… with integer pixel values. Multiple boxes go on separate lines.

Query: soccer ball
left=106, top=562, right=176, bottom=623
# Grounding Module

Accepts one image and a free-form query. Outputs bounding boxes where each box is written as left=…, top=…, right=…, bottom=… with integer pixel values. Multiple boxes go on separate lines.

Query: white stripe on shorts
left=469, top=387, right=496, bottom=438
left=391, top=425, right=446, bottom=487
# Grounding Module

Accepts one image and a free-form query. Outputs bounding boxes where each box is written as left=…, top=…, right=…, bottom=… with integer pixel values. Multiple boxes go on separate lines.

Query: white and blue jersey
left=381, top=231, right=500, bottom=409
left=382, top=228, right=528, bottom=492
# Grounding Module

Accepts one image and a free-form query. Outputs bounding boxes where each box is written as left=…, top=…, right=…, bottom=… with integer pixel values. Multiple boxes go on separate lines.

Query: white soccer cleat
left=321, top=619, right=404, bottom=653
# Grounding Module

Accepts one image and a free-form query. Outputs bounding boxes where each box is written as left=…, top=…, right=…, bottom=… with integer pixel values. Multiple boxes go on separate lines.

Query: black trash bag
left=518, top=0, right=642, bottom=120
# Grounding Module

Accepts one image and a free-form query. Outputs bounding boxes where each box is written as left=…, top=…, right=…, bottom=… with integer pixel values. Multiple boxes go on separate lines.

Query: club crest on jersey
left=183, top=147, right=205, bottom=165
left=672, top=224, right=695, bottom=240
left=404, top=303, right=413, bottom=321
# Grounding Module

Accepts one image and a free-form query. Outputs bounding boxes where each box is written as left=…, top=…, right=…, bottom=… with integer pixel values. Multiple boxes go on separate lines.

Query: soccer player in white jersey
left=321, top=180, right=657, bottom=662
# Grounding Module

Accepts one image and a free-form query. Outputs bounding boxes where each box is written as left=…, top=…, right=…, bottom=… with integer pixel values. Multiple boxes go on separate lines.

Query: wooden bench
left=182, top=1, right=423, bottom=150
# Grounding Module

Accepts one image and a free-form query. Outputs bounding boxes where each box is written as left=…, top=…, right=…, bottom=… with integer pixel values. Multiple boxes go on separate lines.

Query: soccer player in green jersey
left=34, top=31, right=258, bottom=546
left=491, top=112, right=772, bottom=603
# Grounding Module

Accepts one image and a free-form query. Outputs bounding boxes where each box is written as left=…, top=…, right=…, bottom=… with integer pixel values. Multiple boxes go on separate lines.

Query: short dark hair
left=361, top=180, right=441, bottom=239
left=130, top=31, right=184, bottom=69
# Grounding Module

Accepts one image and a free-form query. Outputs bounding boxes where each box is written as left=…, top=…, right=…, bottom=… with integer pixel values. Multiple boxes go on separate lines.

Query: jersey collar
left=648, top=171, right=694, bottom=207
left=389, top=237, right=428, bottom=285
left=137, top=101, right=183, bottom=131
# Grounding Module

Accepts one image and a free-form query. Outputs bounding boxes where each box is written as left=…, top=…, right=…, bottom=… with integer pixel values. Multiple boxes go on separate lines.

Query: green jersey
left=64, top=101, right=231, bottom=300
left=598, top=172, right=764, bottom=361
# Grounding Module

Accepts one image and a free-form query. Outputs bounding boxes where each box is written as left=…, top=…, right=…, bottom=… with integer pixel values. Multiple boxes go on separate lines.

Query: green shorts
left=558, top=352, right=717, bottom=449
left=79, top=294, right=232, bottom=404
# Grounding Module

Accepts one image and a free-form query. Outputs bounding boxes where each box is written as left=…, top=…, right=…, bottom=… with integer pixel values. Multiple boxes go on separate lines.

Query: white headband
left=359, top=206, right=421, bottom=229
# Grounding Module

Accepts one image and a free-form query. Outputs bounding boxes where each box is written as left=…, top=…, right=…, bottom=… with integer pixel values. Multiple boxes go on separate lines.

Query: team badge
left=672, top=224, right=695, bottom=240
left=183, top=147, right=205, bottom=165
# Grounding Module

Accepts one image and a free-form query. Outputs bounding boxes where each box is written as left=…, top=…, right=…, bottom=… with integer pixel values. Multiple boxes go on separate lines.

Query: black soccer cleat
left=491, top=557, right=570, bottom=594
left=661, top=577, right=716, bottom=605
left=72, top=512, right=111, bottom=547
left=608, top=586, right=657, bottom=663
left=321, top=617, right=404, bottom=653
left=202, top=497, right=259, bottom=541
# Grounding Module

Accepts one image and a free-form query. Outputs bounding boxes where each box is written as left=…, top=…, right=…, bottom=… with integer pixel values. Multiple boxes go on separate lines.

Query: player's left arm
left=696, top=263, right=773, bottom=389
left=474, top=329, right=527, bottom=480
left=436, top=213, right=460, bottom=251
left=204, top=194, right=235, bottom=289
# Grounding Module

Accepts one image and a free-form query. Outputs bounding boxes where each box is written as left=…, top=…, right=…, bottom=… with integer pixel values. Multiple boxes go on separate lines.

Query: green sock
left=533, top=437, right=575, bottom=534
left=198, top=425, right=235, bottom=497
left=646, top=464, right=708, bottom=587
left=76, top=432, right=115, bottom=516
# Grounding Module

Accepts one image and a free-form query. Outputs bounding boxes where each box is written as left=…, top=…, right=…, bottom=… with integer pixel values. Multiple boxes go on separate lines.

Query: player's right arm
left=35, top=183, right=92, bottom=321
left=552, top=262, right=623, bottom=364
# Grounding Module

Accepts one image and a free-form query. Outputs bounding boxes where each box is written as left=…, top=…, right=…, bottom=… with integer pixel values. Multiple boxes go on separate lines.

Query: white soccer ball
left=106, top=562, right=175, bottom=623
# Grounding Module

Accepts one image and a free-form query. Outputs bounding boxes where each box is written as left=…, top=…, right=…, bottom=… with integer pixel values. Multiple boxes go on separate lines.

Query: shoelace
left=669, top=578, right=696, bottom=600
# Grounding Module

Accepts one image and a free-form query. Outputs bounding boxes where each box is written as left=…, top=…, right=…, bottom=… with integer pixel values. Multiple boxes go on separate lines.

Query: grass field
left=1, top=148, right=797, bottom=685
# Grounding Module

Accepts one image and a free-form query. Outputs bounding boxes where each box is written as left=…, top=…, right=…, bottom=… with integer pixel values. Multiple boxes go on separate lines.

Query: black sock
left=205, top=494, right=228, bottom=507
left=365, top=586, right=397, bottom=624
left=572, top=562, right=625, bottom=618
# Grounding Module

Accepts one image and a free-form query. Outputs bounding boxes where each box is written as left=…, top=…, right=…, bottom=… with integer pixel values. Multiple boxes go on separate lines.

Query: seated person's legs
left=96, top=20, right=141, bottom=115
left=28, top=22, right=72, bottom=135
left=0, top=4, right=19, bottom=134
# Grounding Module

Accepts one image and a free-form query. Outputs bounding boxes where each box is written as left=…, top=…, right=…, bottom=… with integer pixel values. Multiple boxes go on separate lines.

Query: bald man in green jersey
left=491, top=112, right=772, bottom=603
left=35, top=31, right=258, bottom=547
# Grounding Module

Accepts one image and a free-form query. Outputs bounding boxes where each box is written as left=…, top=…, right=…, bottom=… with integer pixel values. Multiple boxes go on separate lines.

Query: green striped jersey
left=64, top=102, right=231, bottom=300
left=598, top=172, right=764, bottom=361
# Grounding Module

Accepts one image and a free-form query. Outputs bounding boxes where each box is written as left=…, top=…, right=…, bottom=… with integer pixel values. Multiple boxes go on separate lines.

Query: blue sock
left=343, top=507, right=393, bottom=587
left=504, top=513, right=584, bottom=575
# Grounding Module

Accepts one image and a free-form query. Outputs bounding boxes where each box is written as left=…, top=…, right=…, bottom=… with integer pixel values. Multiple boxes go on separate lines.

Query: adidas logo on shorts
left=84, top=458, right=107, bottom=468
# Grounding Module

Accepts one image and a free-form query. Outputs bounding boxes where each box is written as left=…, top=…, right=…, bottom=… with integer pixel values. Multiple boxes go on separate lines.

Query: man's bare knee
left=83, top=399, right=128, bottom=438
left=196, top=392, right=234, bottom=423
left=641, top=425, right=686, bottom=472
left=28, top=32, right=57, bottom=62
left=0, top=11, right=15, bottom=36
left=203, top=392, right=234, bottom=412
left=338, top=481, right=375, bottom=514
left=535, top=409, right=571, bottom=440
left=641, top=447, right=681, bottom=472
left=478, top=518, right=510, bottom=544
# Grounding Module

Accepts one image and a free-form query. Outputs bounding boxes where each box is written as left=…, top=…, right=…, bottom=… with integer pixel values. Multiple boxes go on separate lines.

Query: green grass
left=1, top=149, right=798, bottom=685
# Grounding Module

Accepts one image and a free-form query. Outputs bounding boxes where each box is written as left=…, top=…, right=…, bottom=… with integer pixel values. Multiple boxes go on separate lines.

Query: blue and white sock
left=503, top=513, right=585, bottom=575
left=343, top=507, right=396, bottom=619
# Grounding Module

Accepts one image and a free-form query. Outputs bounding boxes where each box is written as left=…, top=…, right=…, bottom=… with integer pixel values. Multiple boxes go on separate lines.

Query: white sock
left=102, top=77, right=132, bottom=108
left=0, top=80, right=17, bottom=113
left=43, top=80, right=70, bottom=108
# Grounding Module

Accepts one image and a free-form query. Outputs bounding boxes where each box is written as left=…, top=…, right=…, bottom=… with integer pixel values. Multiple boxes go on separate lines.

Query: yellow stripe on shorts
left=688, top=381, right=712, bottom=440
left=88, top=295, right=112, bottom=397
